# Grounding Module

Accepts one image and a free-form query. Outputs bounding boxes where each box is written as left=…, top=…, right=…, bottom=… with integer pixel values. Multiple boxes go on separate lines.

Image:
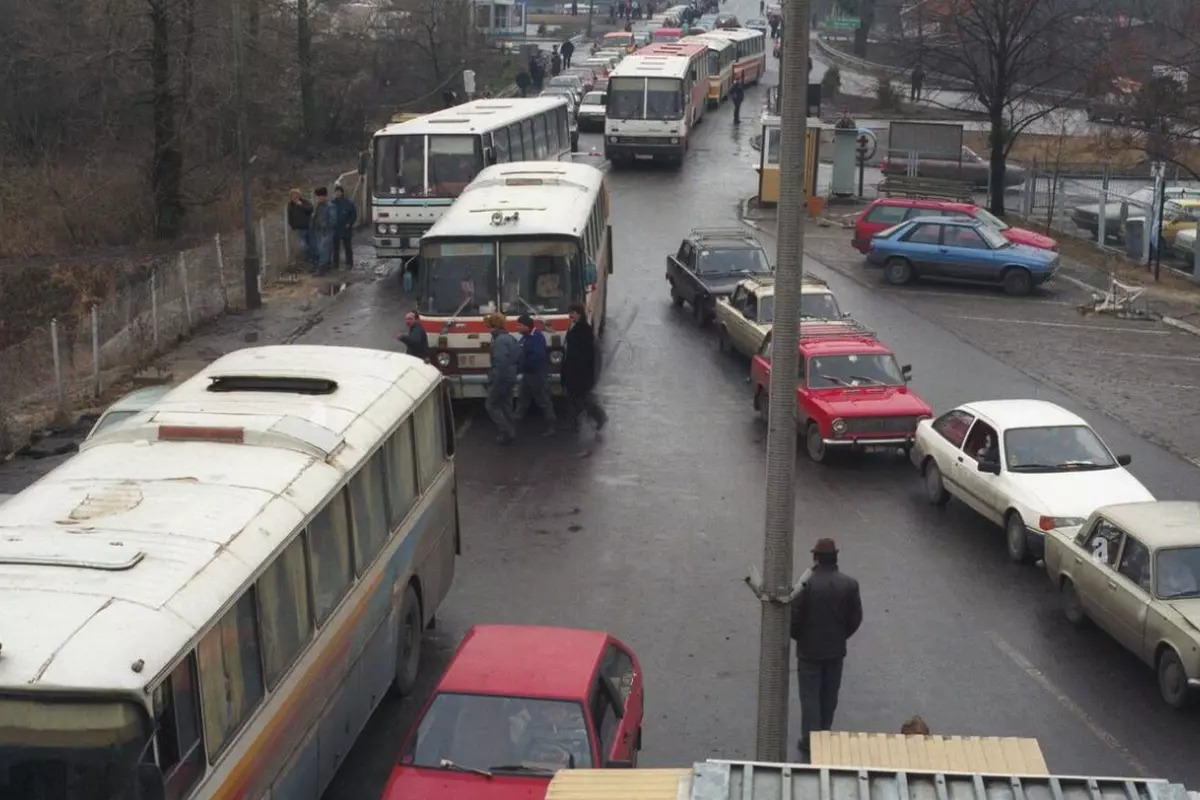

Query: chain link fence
left=0, top=169, right=368, bottom=451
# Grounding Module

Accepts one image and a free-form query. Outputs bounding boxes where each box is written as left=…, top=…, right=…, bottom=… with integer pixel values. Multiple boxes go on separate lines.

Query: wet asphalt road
left=2, top=2, right=1199, bottom=795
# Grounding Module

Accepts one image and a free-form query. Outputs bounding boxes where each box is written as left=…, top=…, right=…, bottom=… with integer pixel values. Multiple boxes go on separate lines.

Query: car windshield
left=757, top=293, right=842, bottom=322
left=697, top=247, right=770, bottom=275
left=0, top=697, right=149, bottom=800
left=373, top=134, right=482, bottom=199
left=877, top=222, right=907, bottom=239
left=405, top=692, right=593, bottom=773
left=550, top=76, right=579, bottom=88
left=1156, top=547, right=1200, bottom=600
left=1003, top=425, right=1118, bottom=472
left=499, top=239, right=580, bottom=315
left=420, top=240, right=499, bottom=315
left=807, top=353, right=905, bottom=387
left=976, top=225, right=1010, bottom=248
left=582, top=92, right=606, bottom=106
left=971, top=207, right=1010, bottom=231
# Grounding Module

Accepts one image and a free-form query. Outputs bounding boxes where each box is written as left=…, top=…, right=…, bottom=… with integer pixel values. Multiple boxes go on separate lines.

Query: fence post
left=259, top=218, right=268, bottom=293
left=50, top=318, right=65, bottom=415
left=91, top=305, right=101, bottom=399
left=1097, top=168, right=1108, bottom=246
left=214, top=233, right=230, bottom=310
left=151, top=268, right=160, bottom=351
left=282, top=206, right=291, bottom=267
left=180, top=252, right=193, bottom=330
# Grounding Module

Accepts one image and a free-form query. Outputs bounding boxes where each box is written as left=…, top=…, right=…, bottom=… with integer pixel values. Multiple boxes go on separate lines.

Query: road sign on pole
left=828, top=16, right=861, bottom=28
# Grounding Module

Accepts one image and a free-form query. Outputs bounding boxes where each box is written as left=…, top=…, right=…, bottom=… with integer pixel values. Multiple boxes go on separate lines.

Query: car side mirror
left=977, top=460, right=1001, bottom=475
left=584, top=261, right=598, bottom=285
left=136, top=765, right=166, bottom=800
left=901, top=364, right=912, bottom=380
left=608, top=759, right=635, bottom=769
left=1117, top=454, right=1132, bottom=466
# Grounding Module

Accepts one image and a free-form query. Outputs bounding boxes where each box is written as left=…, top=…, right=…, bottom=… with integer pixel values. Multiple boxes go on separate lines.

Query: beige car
left=1043, top=500, right=1200, bottom=708
left=714, top=276, right=846, bottom=358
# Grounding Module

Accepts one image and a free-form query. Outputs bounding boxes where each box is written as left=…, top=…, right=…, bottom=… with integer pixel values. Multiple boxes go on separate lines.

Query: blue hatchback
left=865, top=216, right=1060, bottom=296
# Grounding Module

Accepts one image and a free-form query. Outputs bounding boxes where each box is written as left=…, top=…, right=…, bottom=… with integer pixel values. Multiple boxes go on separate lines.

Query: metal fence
left=0, top=168, right=367, bottom=448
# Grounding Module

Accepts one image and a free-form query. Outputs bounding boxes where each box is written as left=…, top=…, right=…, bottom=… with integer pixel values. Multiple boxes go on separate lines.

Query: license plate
left=460, top=353, right=491, bottom=368
left=635, top=154, right=653, bottom=160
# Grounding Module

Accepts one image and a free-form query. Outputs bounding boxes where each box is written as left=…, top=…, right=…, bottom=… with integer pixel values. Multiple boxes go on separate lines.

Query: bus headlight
left=434, top=351, right=453, bottom=369
left=831, top=418, right=847, bottom=437
left=609, top=136, right=618, bottom=143
left=670, top=137, right=679, bottom=144
left=549, top=349, right=564, bottom=367
left=376, top=223, right=388, bottom=235
left=388, top=224, right=400, bottom=235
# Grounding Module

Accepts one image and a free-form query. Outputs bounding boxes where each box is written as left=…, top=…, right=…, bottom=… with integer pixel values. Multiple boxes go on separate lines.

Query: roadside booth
left=758, top=113, right=821, bottom=210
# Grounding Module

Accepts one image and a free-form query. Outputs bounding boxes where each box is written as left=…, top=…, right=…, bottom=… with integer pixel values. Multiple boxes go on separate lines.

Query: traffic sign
left=828, top=17, right=861, bottom=28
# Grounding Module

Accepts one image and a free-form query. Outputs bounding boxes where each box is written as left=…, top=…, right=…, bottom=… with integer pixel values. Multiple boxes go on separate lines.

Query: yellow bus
left=681, top=34, right=735, bottom=107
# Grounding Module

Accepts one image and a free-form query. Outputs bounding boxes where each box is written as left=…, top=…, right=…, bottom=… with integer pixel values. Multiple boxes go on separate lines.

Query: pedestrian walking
left=484, top=313, right=521, bottom=444
left=730, top=79, right=745, bottom=124
left=530, top=56, right=546, bottom=92
left=331, top=185, right=357, bottom=270
left=769, top=17, right=779, bottom=38
left=310, top=187, right=336, bottom=274
left=910, top=63, right=925, bottom=102
left=287, top=188, right=315, bottom=264
left=551, top=47, right=563, bottom=77
left=561, top=38, right=575, bottom=68
left=561, top=303, right=607, bottom=435
left=514, top=314, right=557, bottom=434
left=790, top=537, right=862, bottom=759
left=516, top=70, right=531, bottom=97
left=397, top=311, right=430, bottom=361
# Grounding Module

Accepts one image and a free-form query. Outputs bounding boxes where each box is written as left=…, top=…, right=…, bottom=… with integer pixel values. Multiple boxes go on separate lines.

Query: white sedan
left=913, top=399, right=1154, bottom=563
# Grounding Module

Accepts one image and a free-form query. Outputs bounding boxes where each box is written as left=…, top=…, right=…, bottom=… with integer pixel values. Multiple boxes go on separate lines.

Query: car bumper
left=374, top=236, right=424, bottom=258
left=443, top=373, right=563, bottom=399
left=864, top=251, right=888, bottom=267
left=606, top=141, right=686, bottom=160
left=1020, top=527, right=1047, bottom=557
left=822, top=435, right=916, bottom=448
left=1189, top=678, right=1200, bottom=689
left=852, top=237, right=871, bottom=254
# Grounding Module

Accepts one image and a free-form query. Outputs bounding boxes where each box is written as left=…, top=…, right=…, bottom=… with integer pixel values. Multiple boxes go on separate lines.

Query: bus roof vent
left=207, top=375, right=339, bottom=395
left=0, top=533, right=145, bottom=572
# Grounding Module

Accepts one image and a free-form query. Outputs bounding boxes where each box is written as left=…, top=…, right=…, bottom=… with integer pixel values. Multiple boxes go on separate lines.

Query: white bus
left=680, top=34, right=736, bottom=107
left=0, top=345, right=459, bottom=800
left=704, top=28, right=767, bottom=85
left=416, top=162, right=613, bottom=399
left=370, top=97, right=576, bottom=259
left=604, top=42, right=710, bottom=165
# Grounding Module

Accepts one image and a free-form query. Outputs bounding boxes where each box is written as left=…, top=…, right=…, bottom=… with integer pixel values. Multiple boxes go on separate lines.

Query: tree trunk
left=180, top=0, right=195, bottom=125
left=148, top=0, right=183, bottom=238
left=297, top=0, right=316, bottom=139
left=852, top=0, right=875, bottom=57
left=988, top=105, right=1007, bottom=215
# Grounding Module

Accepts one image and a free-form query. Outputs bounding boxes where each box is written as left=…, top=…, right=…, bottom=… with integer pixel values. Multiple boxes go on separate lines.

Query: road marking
left=1099, top=349, right=1200, bottom=363
left=987, top=631, right=1151, bottom=777
left=953, top=315, right=1171, bottom=334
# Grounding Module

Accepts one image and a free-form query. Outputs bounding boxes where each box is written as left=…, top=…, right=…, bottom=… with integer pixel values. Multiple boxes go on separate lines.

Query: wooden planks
left=811, top=731, right=1050, bottom=775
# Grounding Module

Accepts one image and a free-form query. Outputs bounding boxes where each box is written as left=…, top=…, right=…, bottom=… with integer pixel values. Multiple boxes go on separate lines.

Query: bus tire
left=393, top=584, right=423, bottom=696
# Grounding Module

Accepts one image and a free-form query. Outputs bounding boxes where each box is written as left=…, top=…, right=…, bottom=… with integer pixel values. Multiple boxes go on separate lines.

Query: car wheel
left=884, top=257, right=914, bottom=286
left=670, top=283, right=684, bottom=307
left=693, top=296, right=709, bottom=326
left=1158, top=648, right=1191, bottom=709
left=392, top=583, right=422, bottom=696
left=923, top=459, right=950, bottom=506
left=1002, top=267, right=1033, bottom=296
left=1060, top=578, right=1085, bottom=626
left=805, top=423, right=827, bottom=463
left=1005, top=511, right=1031, bottom=564
left=754, top=386, right=770, bottom=420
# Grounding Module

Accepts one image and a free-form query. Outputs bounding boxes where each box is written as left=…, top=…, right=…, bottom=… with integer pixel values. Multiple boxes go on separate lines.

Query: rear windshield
left=864, top=204, right=910, bottom=224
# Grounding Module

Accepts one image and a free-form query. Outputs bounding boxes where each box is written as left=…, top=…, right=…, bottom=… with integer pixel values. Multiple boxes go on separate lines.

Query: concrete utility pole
left=232, top=0, right=262, bottom=310
left=587, top=0, right=595, bottom=38
left=754, top=0, right=810, bottom=763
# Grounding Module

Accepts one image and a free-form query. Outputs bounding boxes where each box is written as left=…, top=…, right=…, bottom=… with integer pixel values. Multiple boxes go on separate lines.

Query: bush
left=821, top=65, right=841, bottom=98
left=875, top=75, right=901, bottom=110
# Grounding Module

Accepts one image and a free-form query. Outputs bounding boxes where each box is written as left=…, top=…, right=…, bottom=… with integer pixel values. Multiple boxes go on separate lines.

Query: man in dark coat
left=287, top=188, right=315, bottom=263
left=397, top=311, right=429, bottom=361
left=790, top=537, right=863, bottom=758
left=560, top=303, right=607, bottom=435
left=484, top=313, right=521, bottom=444
left=561, top=38, right=576, bottom=68
left=514, top=314, right=556, bottom=434
left=730, top=79, right=745, bottom=124
left=331, top=185, right=357, bottom=270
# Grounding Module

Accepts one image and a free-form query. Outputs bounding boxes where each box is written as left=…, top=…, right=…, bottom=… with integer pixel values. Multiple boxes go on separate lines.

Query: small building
left=473, top=0, right=527, bottom=37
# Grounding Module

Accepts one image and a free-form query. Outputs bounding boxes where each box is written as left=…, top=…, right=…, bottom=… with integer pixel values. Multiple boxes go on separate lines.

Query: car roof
left=737, top=275, right=830, bottom=296
left=803, top=337, right=890, bottom=355
left=959, top=399, right=1086, bottom=428
left=437, top=624, right=611, bottom=699
left=874, top=197, right=974, bottom=210
left=905, top=215, right=984, bottom=227
left=1093, top=501, right=1200, bottom=548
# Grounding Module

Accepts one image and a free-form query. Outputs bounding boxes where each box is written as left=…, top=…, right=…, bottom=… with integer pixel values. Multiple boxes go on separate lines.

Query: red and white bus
left=415, top=162, right=613, bottom=399
left=651, top=27, right=684, bottom=44
left=706, top=28, right=767, bottom=85
left=604, top=42, right=711, bottom=165
left=681, top=33, right=736, bottom=107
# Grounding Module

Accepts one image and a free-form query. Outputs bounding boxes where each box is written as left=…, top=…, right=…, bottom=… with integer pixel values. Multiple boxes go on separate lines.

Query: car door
left=938, top=225, right=998, bottom=280
left=897, top=222, right=943, bottom=274
left=731, top=289, right=760, bottom=355
left=716, top=284, right=740, bottom=332
left=1108, top=533, right=1153, bottom=657
left=598, top=640, right=644, bottom=763
left=923, top=409, right=975, bottom=495
left=1073, top=517, right=1125, bottom=626
left=954, top=417, right=1004, bottom=523
left=750, top=333, right=773, bottom=404
left=678, top=241, right=701, bottom=301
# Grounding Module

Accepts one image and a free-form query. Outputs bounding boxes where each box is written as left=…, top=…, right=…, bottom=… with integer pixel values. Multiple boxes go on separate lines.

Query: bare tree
left=918, top=0, right=1103, bottom=214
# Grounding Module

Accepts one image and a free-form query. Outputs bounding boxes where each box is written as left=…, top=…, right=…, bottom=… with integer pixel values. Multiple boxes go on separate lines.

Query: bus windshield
left=500, top=240, right=579, bottom=315
left=646, top=78, right=684, bottom=120
left=420, top=239, right=583, bottom=317
left=420, top=241, right=500, bottom=316
left=607, top=77, right=645, bottom=119
left=373, top=134, right=483, bottom=199
left=0, top=697, right=149, bottom=800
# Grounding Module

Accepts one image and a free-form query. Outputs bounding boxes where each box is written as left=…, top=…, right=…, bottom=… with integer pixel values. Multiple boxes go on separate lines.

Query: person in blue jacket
left=514, top=314, right=557, bottom=435
left=485, top=313, right=521, bottom=444
left=331, top=185, right=357, bottom=270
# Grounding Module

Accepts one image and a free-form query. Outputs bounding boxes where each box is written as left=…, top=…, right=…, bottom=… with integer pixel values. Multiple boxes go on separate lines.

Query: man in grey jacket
left=790, top=537, right=863, bottom=758
left=484, top=313, right=521, bottom=444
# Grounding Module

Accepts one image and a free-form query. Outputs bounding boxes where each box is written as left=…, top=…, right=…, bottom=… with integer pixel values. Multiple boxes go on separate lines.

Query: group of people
left=396, top=306, right=607, bottom=446
left=286, top=185, right=357, bottom=274
left=610, top=1, right=653, bottom=21
left=515, top=38, right=575, bottom=97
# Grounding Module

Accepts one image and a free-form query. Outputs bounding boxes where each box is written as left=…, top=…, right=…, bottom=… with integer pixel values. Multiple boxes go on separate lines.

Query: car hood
left=706, top=273, right=772, bottom=295
left=1001, top=243, right=1059, bottom=264
left=807, top=386, right=932, bottom=416
left=383, top=767, right=551, bottom=800
left=1166, top=598, right=1200, bottom=632
left=1004, top=226, right=1057, bottom=250
left=1007, top=469, right=1154, bottom=517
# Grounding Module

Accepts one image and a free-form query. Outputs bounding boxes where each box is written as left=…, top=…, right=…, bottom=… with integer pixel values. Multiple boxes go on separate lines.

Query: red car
left=381, top=625, right=644, bottom=800
left=749, top=320, right=934, bottom=463
left=852, top=197, right=1058, bottom=254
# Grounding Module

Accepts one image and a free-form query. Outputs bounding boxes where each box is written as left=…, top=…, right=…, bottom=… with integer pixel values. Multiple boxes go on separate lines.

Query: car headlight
left=670, top=137, right=679, bottom=144
left=831, top=418, right=847, bottom=436
left=388, top=224, right=400, bottom=235
left=549, top=349, right=564, bottom=366
left=376, top=223, right=388, bottom=235
left=434, top=351, right=453, bottom=368
left=1038, top=516, right=1086, bottom=531
left=609, top=136, right=618, bottom=143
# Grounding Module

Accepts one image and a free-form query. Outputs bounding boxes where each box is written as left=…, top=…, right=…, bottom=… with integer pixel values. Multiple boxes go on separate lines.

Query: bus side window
left=349, top=451, right=392, bottom=573
left=384, top=418, right=418, bottom=526
left=196, top=590, right=266, bottom=759
left=546, top=110, right=561, bottom=153
left=151, top=654, right=205, bottom=799
left=414, top=394, right=446, bottom=491
left=307, top=489, right=355, bottom=624
left=256, top=533, right=313, bottom=690
left=494, top=128, right=510, bottom=163
left=508, top=123, right=523, bottom=160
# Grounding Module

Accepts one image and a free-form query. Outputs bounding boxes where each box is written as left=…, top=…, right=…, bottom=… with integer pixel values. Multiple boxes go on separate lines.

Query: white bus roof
left=0, top=346, right=441, bottom=693
left=704, top=28, right=764, bottom=43
left=422, top=162, right=606, bottom=242
left=610, top=52, right=698, bottom=80
left=374, top=96, right=571, bottom=138
left=680, top=34, right=735, bottom=52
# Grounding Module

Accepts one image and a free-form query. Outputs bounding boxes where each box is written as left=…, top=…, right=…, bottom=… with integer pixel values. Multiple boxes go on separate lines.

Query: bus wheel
left=393, top=584, right=422, bottom=696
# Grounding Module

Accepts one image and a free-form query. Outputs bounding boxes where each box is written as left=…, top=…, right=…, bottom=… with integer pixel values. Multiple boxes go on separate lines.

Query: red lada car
left=382, top=625, right=644, bottom=800
left=853, top=197, right=1058, bottom=254
left=749, top=321, right=934, bottom=463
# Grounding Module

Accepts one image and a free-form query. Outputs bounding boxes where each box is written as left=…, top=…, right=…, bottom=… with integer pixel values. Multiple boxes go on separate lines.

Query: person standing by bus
left=287, top=188, right=315, bottom=264
left=731, top=79, right=745, bottom=124
left=514, top=314, right=556, bottom=434
left=397, top=311, right=429, bottom=361
left=561, top=38, right=575, bottom=68
left=331, top=185, right=357, bottom=270
left=311, top=187, right=336, bottom=274
left=551, top=46, right=563, bottom=77
left=561, top=303, right=607, bottom=436
left=485, top=313, right=521, bottom=444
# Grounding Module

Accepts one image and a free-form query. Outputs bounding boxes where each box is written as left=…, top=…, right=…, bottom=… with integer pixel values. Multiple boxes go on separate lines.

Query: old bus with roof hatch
left=680, top=34, right=736, bottom=106
left=416, top=162, right=613, bottom=399
left=369, top=97, right=574, bottom=259
left=0, top=346, right=459, bottom=800
left=605, top=43, right=710, bottom=165
left=704, top=27, right=767, bottom=85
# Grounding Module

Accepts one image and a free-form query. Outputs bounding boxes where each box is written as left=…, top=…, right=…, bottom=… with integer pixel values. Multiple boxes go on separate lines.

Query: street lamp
left=232, top=0, right=262, bottom=310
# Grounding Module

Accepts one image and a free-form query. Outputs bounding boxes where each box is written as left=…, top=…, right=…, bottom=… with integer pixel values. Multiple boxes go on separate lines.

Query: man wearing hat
left=790, top=537, right=863, bottom=758
left=514, top=314, right=556, bottom=435
left=484, top=313, right=521, bottom=444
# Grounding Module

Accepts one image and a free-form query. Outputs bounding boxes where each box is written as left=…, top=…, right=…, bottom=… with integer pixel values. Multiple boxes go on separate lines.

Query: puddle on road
left=322, top=282, right=347, bottom=297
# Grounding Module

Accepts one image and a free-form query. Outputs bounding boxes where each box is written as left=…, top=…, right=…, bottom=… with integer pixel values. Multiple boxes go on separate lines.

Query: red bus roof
left=436, top=624, right=611, bottom=700
left=638, top=41, right=705, bottom=57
